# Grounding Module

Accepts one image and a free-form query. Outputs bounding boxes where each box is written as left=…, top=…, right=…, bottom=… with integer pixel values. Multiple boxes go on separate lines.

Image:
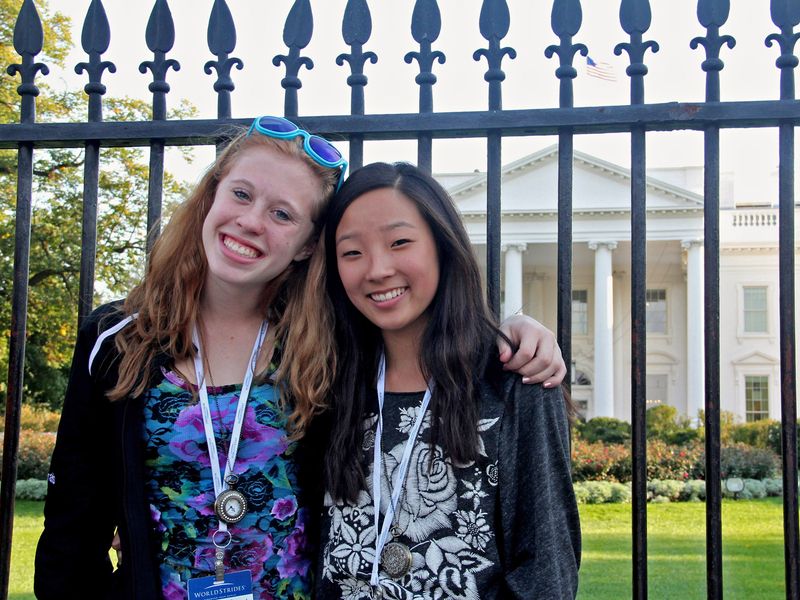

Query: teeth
left=371, top=288, right=405, bottom=302
left=223, top=236, right=259, bottom=258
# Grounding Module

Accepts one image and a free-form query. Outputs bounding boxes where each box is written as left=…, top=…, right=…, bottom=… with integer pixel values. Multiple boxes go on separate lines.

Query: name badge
left=187, top=570, right=254, bottom=600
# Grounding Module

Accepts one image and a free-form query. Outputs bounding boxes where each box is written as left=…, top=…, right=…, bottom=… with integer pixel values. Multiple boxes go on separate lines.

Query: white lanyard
left=370, top=354, right=432, bottom=588
left=192, top=320, right=268, bottom=534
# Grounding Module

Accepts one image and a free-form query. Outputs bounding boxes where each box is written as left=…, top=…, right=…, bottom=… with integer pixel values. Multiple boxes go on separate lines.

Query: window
left=743, top=286, right=768, bottom=333
left=745, top=375, right=769, bottom=422
left=646, top=289, right=667, bottom=334
left=646, top=374, right=668, bottom=407
left=572, top=290, right=588, bottom=335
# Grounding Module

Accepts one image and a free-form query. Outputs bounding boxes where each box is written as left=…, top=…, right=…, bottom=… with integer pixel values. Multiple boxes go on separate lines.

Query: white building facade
left=442, top=147, right=798, bottom=423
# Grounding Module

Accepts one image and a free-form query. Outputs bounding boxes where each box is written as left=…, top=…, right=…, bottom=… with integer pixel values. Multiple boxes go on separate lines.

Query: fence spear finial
left=273, top=0, right=315, bottom=118
left=7, top=0, right=49, bottom=123
left=204, top=0, right=243, bottom=119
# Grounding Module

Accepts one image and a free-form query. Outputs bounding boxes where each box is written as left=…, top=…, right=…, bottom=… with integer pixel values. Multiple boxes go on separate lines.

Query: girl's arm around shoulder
left=497, top=376, right=581, bottom=599
left=34, top=300, right=126, bottom=598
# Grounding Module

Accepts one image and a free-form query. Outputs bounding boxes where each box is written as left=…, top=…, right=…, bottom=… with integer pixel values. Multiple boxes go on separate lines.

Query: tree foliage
left=1, top=0, right=193, bottom=408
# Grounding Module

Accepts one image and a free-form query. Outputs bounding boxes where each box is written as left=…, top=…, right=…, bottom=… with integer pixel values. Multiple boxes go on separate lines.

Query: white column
left=589, top=241, right=617, bottom=418
left=502, top=244, right=527, bottom=318
left=682, top=239, right=705, bottom=425
left=525, top=272, right=545, bottom=317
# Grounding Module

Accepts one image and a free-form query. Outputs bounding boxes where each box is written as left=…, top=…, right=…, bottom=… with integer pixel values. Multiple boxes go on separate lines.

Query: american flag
left=586, top=56, right=616, bottom=82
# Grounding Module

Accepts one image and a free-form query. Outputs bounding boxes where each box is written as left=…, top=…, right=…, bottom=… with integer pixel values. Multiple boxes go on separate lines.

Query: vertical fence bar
left=1, top=1, right=48, bottom=597
left=338, top=0, right=376, bottom=173
left=615, top=0, right=659, bottom=596
left=767, top=3, right=800, bottom=596
left=275, top=0, right=313, bottom=120
left=474, top=0, right=516, bottom=317
left=205, top=0, right=242, bottom=122
left=139, top=0, right=179, bottom=252
left=690, top=1, right=735, bottom=596
left=407, top=0, right=445, bottom=173
left=546, top=0, right=587, bottom=391
left=75, top=0, right=115, bottom=325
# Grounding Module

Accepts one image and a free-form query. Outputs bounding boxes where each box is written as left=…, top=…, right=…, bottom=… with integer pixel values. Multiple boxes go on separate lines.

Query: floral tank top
left=143, top=367, right=312, bottom=600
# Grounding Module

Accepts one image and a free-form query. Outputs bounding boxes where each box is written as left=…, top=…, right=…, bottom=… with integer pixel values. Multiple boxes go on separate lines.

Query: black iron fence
left=1, top=0, right=798, bottom=598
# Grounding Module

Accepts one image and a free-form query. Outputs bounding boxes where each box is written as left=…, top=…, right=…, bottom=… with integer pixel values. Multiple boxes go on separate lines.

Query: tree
left=0, top=0, right=193, bottom=408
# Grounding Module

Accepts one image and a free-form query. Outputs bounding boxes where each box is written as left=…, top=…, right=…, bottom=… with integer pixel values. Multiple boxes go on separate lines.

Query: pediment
left=647, top=351, right=679, bottom=366
left=444, top=145, right=704, bottom=216
left=731, top=350, right=779, bottom=365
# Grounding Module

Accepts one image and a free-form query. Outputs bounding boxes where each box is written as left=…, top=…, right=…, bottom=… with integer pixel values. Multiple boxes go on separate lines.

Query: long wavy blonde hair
left=108, top=126, right=339, bottom=437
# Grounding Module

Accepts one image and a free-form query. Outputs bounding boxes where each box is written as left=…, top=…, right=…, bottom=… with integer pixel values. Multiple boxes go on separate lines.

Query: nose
left=365, top=250, right=395, bottom=281
left=235, top=205, right=266, bottom=234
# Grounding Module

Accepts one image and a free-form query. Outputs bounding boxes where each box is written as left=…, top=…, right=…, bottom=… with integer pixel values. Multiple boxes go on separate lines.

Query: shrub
left=0, top=431, right=55, bottom=480
left=609, top=482, right=632, bottom=503
left=680, top=480, right=706, bottom=502
left=718, top=443, right=779, bottom=480
left=662, top=428, right=700, bottom=446
left=571, top=439, right=631, bottom=482
left=766, top=422, right=800, bottom=468
left=573, top=481, right=631, bottom=504
left=647, top=440, right=704, bottom=481
left=731, top=419, right=777, bottom=450
left=15, top=478, right=47, bottom=501
left=723, top=478, right=767, bottom=500
left=648, top=479, right=684, bottom=502
left=698, top=410, right=739, bottom=446
left=577, top=417, right=631, bottom=444
left=579, top=481, right=613, bottom=504
left=764, top=478, right=783, bottom=497
left=20, top=403, right=61, bottom=433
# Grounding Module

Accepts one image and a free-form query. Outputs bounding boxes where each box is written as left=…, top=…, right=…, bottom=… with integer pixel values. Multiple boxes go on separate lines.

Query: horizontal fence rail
left=1, top=0, right=799, bottom=599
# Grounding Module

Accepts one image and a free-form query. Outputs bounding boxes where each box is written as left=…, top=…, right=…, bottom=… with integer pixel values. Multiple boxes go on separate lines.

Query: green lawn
left=578, top=497, right=786, bottom=599
left=9, top=498, right=788, bottom=599
left=8, top=501, right=41, bottom=600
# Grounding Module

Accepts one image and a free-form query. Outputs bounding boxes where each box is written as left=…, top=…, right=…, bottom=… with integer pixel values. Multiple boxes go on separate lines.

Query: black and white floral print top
left=316, top=374, right=581, bottom=600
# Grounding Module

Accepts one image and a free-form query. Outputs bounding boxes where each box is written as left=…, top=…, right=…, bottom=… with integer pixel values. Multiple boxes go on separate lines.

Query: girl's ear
left=293, top=245, right=314, bottom=262
left=293, top=236, right=319, bottom=262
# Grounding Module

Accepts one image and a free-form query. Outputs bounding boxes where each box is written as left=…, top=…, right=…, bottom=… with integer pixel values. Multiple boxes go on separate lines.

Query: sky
left=43, top=0, right=793, bottom=203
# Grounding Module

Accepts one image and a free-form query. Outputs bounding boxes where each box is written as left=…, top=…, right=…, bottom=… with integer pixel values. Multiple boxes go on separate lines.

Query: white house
left=440, top=146, right=798, bottom=424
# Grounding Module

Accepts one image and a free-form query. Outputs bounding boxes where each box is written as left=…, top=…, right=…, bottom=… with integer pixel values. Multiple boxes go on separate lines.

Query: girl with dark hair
left=319, top=162, right=581, bottom=599
left=35, top=118, right=565, bottom=600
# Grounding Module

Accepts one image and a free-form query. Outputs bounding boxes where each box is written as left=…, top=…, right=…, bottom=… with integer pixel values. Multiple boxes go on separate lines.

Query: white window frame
left=739, top=284, right=770, bottom=337
left=744, top=374, right=770, bottom=422
left=572, top=289, right=589, bottom=337
left=645, top=288, right=669, bottom=336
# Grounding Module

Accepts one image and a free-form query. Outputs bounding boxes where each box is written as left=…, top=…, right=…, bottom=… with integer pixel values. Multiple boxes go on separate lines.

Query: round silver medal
left=380, top=541, right=412, bottom=579
left=214, top=489, right=248, bottom=524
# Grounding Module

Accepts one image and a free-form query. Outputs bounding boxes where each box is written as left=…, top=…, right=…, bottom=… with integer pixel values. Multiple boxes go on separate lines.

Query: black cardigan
left=35, top=302, right=163, bottom=599
left=34, top=302, right=328, bottom=600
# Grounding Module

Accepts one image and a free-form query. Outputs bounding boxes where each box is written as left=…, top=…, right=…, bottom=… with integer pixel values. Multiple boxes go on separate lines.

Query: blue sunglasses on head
left=247, top=115, right=348, bottom=191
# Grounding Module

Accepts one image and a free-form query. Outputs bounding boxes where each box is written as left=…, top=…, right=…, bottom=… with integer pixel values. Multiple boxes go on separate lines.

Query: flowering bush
left=646, top=440, right=704, bottom=481
left=571, top=439, right=704, bottom=483
left=0, top=430, right=55, bottom=480
left=570, top=439, right=631, bottom=482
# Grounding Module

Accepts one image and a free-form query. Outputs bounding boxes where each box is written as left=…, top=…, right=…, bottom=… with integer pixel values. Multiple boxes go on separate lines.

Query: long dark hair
left=324, top=162, right=506, bottom=502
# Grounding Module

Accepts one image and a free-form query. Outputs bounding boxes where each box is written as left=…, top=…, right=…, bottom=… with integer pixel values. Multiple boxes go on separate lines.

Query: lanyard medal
left=190, top=320, right=268, bottom=591
left=370, top=354, right=432, bottom=590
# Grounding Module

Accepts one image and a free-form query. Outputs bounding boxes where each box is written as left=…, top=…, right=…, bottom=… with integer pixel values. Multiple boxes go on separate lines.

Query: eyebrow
left=336, top=220, right=415, bottom=245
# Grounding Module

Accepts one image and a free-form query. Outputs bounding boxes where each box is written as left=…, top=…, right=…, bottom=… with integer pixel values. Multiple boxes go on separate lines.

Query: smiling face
left=201, top=145, right=322, bottom=302
left=335, top=187, right=440, bottom=346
